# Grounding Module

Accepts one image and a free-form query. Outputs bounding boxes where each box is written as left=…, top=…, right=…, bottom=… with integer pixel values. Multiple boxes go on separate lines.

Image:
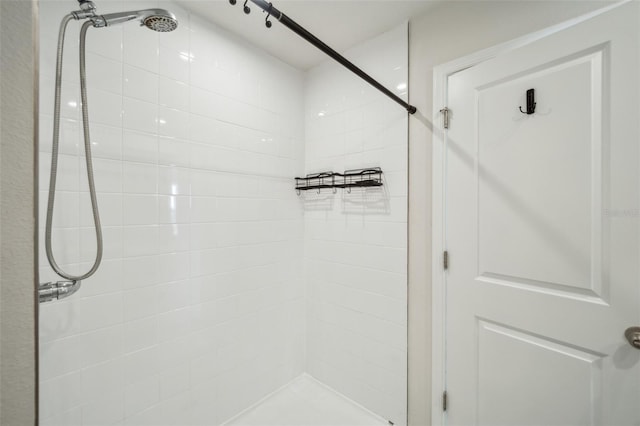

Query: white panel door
left=444, top=3, right=640, bottom=425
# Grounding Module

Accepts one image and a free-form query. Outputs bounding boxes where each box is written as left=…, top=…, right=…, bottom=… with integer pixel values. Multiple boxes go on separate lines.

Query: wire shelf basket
left=295, top=168, right=383, bottom=193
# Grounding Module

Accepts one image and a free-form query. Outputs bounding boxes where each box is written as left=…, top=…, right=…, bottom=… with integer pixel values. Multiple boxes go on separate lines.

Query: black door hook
left=519, top=88, right=536, bottom=115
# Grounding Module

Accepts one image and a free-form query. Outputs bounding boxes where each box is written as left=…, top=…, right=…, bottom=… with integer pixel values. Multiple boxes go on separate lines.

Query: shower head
left=94, top=9, right=178, bottom=32
left=142, top=12, right=179, bottom=32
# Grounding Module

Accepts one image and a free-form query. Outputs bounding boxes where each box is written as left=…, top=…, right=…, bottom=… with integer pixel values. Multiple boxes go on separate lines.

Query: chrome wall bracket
left=39, top=280, right=81, bottom=303
left=71, top=1, right=98, bottom=20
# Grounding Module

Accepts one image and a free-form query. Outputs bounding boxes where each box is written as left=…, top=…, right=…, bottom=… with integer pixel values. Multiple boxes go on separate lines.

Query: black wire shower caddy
left=295, top=168, right=383, bottom=194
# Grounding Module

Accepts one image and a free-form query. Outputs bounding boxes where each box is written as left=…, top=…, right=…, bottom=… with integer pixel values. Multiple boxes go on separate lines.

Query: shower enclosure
left=38, top=0, right=408, bottom=424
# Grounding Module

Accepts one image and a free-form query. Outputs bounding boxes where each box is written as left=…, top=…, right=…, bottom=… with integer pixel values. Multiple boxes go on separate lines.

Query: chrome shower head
left=95, top=9, right=178, bottom=32
left=142, top=11, right=178, bottom=32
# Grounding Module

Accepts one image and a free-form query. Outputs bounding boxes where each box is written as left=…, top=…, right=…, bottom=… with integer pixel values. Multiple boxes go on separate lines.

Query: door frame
left=429, top=3, right=625, bottom=424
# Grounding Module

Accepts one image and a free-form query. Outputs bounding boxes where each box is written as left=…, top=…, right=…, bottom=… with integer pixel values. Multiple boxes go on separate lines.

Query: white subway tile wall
left=39, top=0, right=408, bottom=424
left=303, top=25, right=409, bottom=426
left=38, top=1, right=305, bottom=424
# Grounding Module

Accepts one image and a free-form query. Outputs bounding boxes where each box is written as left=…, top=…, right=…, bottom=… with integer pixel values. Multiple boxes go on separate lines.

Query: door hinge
left=443, top=251, right=449, bottom=270
left=443, top=391, right=448, bottom=411
left=440, top=107, right=450, bottom=129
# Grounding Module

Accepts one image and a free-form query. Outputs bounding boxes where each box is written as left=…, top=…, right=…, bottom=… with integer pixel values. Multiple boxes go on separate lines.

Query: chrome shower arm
left=91, top=9, right=175, bottom=28
left=89, top=11, right=139, bottom=28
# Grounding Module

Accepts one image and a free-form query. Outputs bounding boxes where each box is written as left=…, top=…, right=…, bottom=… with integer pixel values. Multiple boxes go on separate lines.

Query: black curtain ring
left=265, top=2, right=273, bottom=28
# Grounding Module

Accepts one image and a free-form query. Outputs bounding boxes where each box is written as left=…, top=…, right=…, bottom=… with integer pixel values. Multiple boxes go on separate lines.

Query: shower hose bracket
left=39, top=280, right=81, bottom=303
left=71, top=0, right=97, bottom=20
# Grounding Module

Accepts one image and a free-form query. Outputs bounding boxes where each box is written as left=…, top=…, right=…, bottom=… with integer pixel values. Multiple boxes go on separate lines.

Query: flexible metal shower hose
left=45, top=17, right=103, bottom=282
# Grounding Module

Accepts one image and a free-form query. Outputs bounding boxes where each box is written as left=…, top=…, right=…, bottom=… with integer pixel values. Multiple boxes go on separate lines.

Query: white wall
left=304, top=24, right=408, bottom=426
left=0, top=0, right=3, bottom=415
left=407, top=2, right=612, bottom=425
left=0, top=0, right=38, bottom=424
left=37, top=1, right=305, bottom=424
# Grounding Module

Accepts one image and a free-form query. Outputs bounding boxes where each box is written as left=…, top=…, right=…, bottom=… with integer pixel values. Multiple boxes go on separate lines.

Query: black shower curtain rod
left=238, top=0, right=417, bottom=115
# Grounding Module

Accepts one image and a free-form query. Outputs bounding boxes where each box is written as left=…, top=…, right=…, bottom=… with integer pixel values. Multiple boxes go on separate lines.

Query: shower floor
left=224, top=375, right=388, bottom=426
